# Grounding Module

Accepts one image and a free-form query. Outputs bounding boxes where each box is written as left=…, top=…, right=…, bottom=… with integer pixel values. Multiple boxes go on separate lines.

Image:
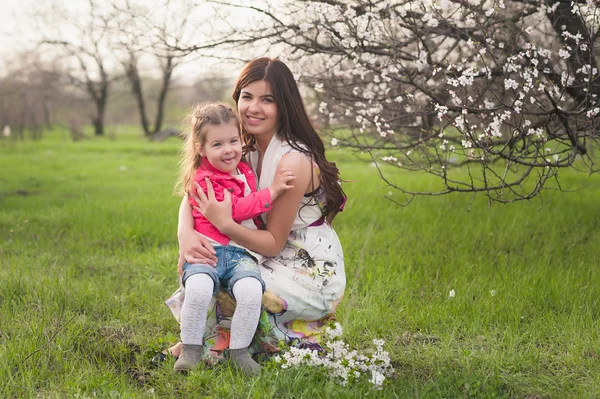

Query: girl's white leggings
left=180, top=274, right=262, bottom=349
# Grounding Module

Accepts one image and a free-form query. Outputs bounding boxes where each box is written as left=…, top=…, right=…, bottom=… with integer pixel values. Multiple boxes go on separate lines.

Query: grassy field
left=2, top=128, right=600, bottom=398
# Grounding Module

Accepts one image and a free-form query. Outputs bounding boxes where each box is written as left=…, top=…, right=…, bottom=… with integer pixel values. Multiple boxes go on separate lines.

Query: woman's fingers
left=193, top=181, right=207, bottom=203
left=184, top=254, right=217, bottom=267
left=222, top=187, right=232, bottom=204
left=205, top=177, right=216, bottom=201
left=185, top=248, right=217, bottom=266
left=177, top=253, right=185, bottom=276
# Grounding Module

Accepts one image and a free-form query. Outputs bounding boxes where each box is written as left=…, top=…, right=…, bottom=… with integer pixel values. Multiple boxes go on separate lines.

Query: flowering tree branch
left=214, top=0, right=599, bottom=204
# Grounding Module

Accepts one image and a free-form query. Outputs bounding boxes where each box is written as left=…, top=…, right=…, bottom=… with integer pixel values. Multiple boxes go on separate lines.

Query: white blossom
left=435, top=104, right=449, bottom=120
left=319, top=102, right=328, bottom=114
left=587, top=108, right=599, bottom=118
left=558, top=48, right=570, bottom=59
left=504, top=78, right=519, bottom=90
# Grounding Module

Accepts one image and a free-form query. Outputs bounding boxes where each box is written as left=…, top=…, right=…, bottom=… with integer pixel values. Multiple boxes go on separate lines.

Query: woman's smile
left=246, top=115, right=265, bottom=125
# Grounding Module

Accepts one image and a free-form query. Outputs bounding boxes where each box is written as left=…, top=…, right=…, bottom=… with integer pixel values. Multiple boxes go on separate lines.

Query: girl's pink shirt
left=189, top=159, right=272, bottom=245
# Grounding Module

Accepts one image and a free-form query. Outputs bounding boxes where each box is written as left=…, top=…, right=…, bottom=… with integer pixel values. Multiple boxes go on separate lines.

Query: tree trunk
left=93, top=94, right=106, bottom=136
left=152, top=56, right=174, bottom=135
left=126, top=59, right=151, bottom=136
left=43, top=96, right=52, bottom=130
left=93, top=118, right=104, bottom=136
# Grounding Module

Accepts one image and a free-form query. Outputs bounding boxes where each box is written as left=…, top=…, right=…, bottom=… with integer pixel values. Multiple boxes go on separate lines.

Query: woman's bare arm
left=177, top=196, right=217, bottom=270
left=195, top=153, right=313, bottom=257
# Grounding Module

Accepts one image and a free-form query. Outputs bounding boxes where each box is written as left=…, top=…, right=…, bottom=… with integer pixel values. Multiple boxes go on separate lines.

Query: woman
left=173, top=57, right=346, bottom=360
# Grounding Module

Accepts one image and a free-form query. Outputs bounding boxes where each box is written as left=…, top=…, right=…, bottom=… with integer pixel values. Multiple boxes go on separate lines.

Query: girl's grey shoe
left=229, top=347, right=262, bottom=376
left=173, top=344, right=203, bottom=372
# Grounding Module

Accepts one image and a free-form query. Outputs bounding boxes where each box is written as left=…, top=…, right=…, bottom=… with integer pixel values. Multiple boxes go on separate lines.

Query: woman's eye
left=213, top=143, right=221, bottom=147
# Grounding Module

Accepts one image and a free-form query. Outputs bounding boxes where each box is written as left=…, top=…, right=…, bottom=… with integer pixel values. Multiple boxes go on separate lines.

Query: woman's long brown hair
left=232, top=57, right=346, bottom=223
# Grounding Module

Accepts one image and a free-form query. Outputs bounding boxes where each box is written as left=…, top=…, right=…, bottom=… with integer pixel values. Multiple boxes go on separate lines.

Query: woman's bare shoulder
left=278, top=151, right=312, bottom=172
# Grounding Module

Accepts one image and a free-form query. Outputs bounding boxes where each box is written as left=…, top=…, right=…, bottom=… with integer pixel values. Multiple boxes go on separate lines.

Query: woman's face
left=237, top=80, right=279, bottom=140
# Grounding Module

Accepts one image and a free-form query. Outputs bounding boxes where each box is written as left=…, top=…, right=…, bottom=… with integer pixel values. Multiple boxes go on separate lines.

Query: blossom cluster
left=273, top=323, right=393, bottom=388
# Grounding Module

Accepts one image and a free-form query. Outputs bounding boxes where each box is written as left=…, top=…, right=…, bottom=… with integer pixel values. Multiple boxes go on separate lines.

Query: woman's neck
left=255, top=132, right=277, bottom=154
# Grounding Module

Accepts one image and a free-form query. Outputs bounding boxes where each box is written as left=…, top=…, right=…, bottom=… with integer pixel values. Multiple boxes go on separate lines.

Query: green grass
left=2, top=127, right=600, bottom=398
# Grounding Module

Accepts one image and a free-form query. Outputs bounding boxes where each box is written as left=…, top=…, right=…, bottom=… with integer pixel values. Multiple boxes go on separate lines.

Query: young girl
left=173, top=102, right=294, bottom=375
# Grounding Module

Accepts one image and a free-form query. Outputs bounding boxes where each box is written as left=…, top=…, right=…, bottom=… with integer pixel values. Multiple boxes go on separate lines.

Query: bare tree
left=112, top=0, right=283, bottom=137
left=34, top=0, right=120, bottom=136
left=207, top=0, right=600, bottom=205
left=113, top=0, right=189, bottom=137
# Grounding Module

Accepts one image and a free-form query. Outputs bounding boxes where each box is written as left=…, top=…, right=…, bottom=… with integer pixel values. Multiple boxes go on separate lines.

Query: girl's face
left=237, top=80, right=279, bottom=141
left=200, top=122, right=242, bottom=174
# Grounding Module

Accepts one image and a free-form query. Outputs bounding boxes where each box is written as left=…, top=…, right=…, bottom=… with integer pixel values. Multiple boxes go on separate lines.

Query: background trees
left=35, top=0, right=119, bottom=136
left=2, top=0, right=599, bottom=203
left=1, top=0, right=234, bottom=138
left=0, top=52, right=71, bottom=139
left=209, top=0, right=600, bottom=203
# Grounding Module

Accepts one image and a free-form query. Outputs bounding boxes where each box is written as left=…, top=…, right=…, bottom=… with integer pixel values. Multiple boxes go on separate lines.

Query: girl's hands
left=268, top=169, right=295, bottom=200
left=192, top=179, right=234, bottom=233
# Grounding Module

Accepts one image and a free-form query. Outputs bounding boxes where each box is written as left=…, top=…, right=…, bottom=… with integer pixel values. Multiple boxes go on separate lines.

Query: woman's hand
left=177, top=252, right=186, bottom=277
left=192, top=179, right=235, bottom=234
left=178, top=228, right=217, bottom=268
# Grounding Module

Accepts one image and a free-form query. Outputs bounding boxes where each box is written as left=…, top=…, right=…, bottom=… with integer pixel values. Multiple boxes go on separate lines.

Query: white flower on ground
left=490, top=290, right=497, bottom=297
left=370, top=370, right=386, bottom=387
left=449, top=289, right=456, bottom=298
left=275, top=322, right=393, bottom=388
left=325, top=322, right=343, bottom=338
left=331, top=138, right=338, bottom=146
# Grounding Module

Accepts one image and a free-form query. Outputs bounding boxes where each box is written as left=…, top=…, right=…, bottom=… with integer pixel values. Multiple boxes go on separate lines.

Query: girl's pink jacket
left=189, top=159, right=272, bottom=245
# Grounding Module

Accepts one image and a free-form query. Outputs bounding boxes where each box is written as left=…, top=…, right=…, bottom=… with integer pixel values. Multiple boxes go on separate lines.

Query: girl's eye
left=263, top=98, right=272, bottom=103
left=213, top=143, right=221, bottom=147
left=231, top=139, right=239, bottom=144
